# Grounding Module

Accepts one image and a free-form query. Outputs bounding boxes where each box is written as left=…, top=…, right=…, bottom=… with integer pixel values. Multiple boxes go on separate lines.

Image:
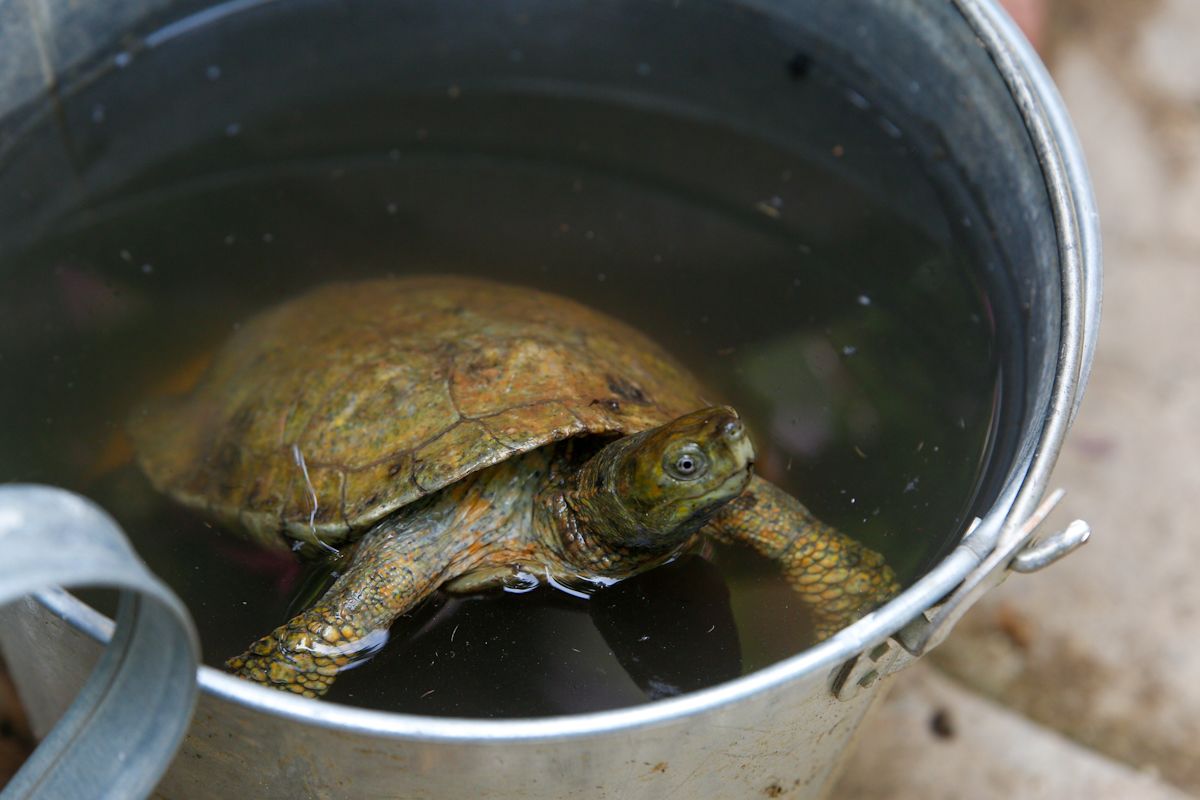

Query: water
left=0, top=2, right=1004, bottom=717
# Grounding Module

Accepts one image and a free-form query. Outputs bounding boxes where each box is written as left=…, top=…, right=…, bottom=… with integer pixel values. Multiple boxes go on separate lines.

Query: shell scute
left=298, top=351, right=456, bottom=470
left=479, top=401, right=585, bottom=450
left=412, top=420, right=511, bottom=493
left=341, top=457, right=416, bottom=534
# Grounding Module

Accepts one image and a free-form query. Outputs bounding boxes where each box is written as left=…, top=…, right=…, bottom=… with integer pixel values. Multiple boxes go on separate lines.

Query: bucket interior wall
left=0, top=0, right=1058, bottom=564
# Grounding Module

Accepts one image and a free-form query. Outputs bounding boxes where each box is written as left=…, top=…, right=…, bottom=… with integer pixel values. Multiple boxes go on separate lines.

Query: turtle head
left=569, top=406, right=755, bottom=556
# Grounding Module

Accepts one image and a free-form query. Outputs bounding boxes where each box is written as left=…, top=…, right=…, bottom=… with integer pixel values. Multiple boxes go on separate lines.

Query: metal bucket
left=0, top=0, right=1100, bottom=797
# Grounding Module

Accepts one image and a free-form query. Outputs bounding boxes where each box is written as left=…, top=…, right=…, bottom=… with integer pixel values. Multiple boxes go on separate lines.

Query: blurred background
left=3, top=0, right=1197, bottom=796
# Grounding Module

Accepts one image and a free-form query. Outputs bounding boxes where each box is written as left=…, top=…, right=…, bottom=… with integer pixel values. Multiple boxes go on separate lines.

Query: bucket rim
left=33, top=0, right=1099, bottom=744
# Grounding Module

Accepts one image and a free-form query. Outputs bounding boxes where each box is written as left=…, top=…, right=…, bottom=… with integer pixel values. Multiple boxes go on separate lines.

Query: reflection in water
left=589, top=556, right=742, bottom=700
left=316, top=557, right=743, bottom=715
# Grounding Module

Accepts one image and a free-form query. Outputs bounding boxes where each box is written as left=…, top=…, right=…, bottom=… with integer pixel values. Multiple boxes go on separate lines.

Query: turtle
left=129, top=276, right=899, bottom=698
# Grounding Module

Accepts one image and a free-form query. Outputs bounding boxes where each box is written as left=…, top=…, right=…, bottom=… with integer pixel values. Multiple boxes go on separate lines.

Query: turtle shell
left=130, top=276, right=710, bottom=549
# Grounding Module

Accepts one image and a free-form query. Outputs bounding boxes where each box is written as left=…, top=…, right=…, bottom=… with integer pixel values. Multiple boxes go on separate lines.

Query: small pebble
left=929, top=708, right=955, bottom=739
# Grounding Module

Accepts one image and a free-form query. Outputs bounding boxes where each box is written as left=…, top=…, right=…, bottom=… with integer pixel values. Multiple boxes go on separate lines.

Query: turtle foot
left=809, top=562, right=902, bottom=642
left=226, top=617, right=361, bottom=698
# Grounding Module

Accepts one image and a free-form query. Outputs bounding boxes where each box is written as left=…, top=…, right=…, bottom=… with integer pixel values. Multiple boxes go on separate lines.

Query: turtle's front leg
left=704, top=475, right=900, bottom=640
left=227, top=522, right=451, bottom=698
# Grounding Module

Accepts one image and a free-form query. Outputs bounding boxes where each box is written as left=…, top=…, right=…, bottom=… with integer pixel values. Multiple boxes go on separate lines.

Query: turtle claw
left=227, top=616, right=388, bottom=698
left=227, top=622, right=347, bottom=698
left=227, top=653, right=335, bottom=699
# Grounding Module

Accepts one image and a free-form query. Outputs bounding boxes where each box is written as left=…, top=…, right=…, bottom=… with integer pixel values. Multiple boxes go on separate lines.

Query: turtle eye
left=665, top=447, right=709, bottom=481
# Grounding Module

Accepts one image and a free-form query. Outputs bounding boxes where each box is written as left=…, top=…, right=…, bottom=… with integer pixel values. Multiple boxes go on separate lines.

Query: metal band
left=0, top=485, right=199, bottom=800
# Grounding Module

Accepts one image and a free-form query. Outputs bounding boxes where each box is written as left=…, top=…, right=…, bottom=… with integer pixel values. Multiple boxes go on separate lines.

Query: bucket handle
left=832, top=489, right=1090, bottom=700
left=0, top=485, right=200, bottom=799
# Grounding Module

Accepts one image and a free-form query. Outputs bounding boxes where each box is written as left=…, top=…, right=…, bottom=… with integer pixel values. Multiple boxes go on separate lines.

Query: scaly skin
left=228, top=408, right=754, bottom=695
left=228, top=407, right=899, bottom=696
left=226, top=521, right=453, bottom=697
left=228, top=454, right=551, bottom=697
left=705, top=476, right=901, bottom=640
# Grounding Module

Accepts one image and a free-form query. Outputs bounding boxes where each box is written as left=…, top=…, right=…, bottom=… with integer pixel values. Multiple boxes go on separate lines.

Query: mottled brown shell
left=130, top=276, right=709, bottom=549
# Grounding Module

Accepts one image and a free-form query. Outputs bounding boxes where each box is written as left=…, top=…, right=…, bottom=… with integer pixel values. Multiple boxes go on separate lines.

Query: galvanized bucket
left=0, top=0, right=1100, bottom=797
